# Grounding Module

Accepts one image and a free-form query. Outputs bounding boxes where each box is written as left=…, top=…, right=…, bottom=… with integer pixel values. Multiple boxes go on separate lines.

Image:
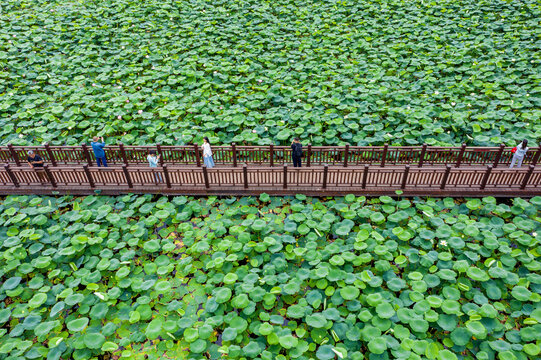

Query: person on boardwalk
left=147, top=150, right=163, bottom=183
left=510, top=139, right=529, bottom=168
left=291, top=137, right=302, bottom=167
left=91, top=136, right=108, bottom=167
left=202, top=137, right=215, bottom=168
left=27, top=150, right=47, bottom=184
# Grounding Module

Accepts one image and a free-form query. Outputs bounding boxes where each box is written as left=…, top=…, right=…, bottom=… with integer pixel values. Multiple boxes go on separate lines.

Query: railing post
left=122, top=164, right=133, bottom=188
left=163, top=165, right=171, bottom=188
left=283, top=164, right=287, bottom=189
left=343, top=144, right=349, bottom=168
left=44, top=143, right=57, bottom=167
left=243, top=164, right=248, bottom=189
left=362, top=164, right=369, bottom=189
left=440, top=165, right=451, bottom=190
left=492, top=143, right=505, bottom=168
left=231, top=143, right=237, bottom=167
left=81, top=144, right=93, bottom=166
left=269, top=144, right=274, bottom=167
left=119, top=143, right=128, bottom=166
left=306, top=143, right=312, bottom=167
left=480, top=165, right=492, bottom=190
left=531, top=144, right=541, bottom=166
left=322, top=164, right=328, bottom=189
left=520, top=165, right=534, bottom=190
left=381, top=143, right=388, bottom=168
left=43, top=165, right=56, bottom=188
left=455, top=143, right=466, bottom=168
left=194, top=144, right=201, bottom=167
left=401, top=165, right=410, bottom=189
left=83, top=165, right=95, bottom=188
left=418, top=144, right=427, bottom=168
left=4, top=164, right=19, bottom=187
left=202, top=165, right=209, bottom=188
left=156, top=144, right=164, bottom=166
left=7, top=144, right=20, bottom=166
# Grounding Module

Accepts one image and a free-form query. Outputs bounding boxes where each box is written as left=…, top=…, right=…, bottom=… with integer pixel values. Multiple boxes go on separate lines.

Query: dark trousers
left=96, top=157, right=108, bottom=167
left=292, top=155, right=302, bottom=167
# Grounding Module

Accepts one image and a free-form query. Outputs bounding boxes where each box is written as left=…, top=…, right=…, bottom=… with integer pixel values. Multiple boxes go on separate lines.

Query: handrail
left=3, top=143, right=540, bottom=168
left=0, top=164, right=539, bottom=197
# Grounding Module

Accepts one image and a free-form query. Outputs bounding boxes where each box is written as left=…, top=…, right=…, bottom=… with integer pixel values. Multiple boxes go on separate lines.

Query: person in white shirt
left=147, top=150, right=163, bottom=183
left=202, top=137, right=215, bottom=168
left=510, top=139, right=529, bottom=168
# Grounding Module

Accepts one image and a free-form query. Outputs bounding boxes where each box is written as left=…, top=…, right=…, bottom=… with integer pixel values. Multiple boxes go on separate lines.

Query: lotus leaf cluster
left=0, top=194, right=540, bottom=359
left=0, top=0, right=540, bottom=146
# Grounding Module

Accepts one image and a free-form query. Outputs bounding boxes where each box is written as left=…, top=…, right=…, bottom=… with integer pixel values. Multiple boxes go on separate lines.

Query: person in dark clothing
left=291, top=138, right=302, bottom=167
left=91, top=136, right=108, bottom=167
left=27, top=150, right=47, bottom=184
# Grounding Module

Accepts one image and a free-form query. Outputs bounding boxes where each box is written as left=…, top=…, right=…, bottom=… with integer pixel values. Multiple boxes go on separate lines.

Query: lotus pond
left=0, top=194, right=540, bottom=360
left=1, top=0, right=540, bottom=147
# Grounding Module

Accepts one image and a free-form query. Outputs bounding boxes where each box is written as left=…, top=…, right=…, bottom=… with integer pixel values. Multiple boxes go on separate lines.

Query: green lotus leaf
left=84, top=333, right=105, bottom=349
left=340, top=286, right=360, bottom=301
left=368, top=336, right=388, bottom=354
left=67, top=317, right=89, bottom=333
left=306, top=314, right=327, bottom=328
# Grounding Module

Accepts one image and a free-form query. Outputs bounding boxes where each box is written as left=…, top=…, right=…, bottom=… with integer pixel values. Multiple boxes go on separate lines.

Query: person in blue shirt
left=147, top=150, right=163, bottom=183
left=91, top=136, right=108, bottom=167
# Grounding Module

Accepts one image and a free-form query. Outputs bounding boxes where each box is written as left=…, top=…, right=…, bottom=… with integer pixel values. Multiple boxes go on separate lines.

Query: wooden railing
left=3, top=143, right=541, bottom=168
left=1, top=164, right=539, bottom=197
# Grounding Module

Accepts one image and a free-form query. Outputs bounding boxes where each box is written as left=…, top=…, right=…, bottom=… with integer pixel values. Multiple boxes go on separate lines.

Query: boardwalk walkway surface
left=1, top=143, right=540, bottom=197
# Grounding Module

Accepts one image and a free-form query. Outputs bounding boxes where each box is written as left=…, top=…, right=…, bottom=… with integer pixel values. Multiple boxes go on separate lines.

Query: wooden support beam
left=322, top=164, right=328, bottom=189
left=202, top=165, right=209, bottom=188
left=119, top=143, right=128, bottom=166
left=122, top=164, right=133, bottom=188
left=480, top=165, right=492, bottom=190
left=156, top=143, right=164, bottom=166
left=7, top=144, right=20, bottom=166
left=43, top=165, right=56, bottom=187
left=283, top=164, right=287, bottom=189
left=306, top=143, right=312, bottom=167
left=362, top=164, right=369, bottom=189
left=44, top=143, right=57, bottom=166
left=243, top=164, right=248, bottom=189
left=163, top=165, right=171, bottom=188
left=4, top=164, right=19, bottom=187
left=521, top=165, right=534, bottom=190
left=83, top=165, right=95, bottom=188
left=232, top=143, right=237, bottom=167
left=381, top=143, right=388, bottom=167
left=455, top=143, right=466, bottom=168
left=492, top=143, right=505, bottom=168
left=418, top=144, right=427, bottom=168
left=81, top=144, right=93, bottom=166
left=269, top=144, right=274, bottom=167
left=401, top=165, right=410, bottom=189
left=441, top=165, right=451, bottom=189
left=531, top=144, right=541, bottom=166
left=194, top=143, right=201, bottom=167
left=344, top=144, right=349, bottom=168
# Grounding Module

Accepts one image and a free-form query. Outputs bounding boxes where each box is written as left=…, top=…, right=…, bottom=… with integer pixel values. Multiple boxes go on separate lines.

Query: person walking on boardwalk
left=509, top=139, right=529, bottom=168
left=147, top=150, right=163, bottom=183
left=91, top=136, right=108, bottom=167
left=27, top=150, right=47, bottom=184
left=291, top=137, right=302, bottom=167
left=202, top=137, right=215, bottom=168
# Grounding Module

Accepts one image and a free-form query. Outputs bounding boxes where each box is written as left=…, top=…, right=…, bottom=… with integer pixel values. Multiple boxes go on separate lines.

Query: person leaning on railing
left=509, top=139, right=529, bottom=168
left=91, top=136, right=108, bottom=167
left=27, top=150, right=48, bottom=184
left=147, top=150, right=163, bottom=183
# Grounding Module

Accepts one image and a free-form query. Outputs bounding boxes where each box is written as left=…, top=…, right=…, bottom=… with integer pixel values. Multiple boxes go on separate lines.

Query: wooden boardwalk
left=1, top=164, right=540, bottom=197
left=3, top=143, right=541, bottom=168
